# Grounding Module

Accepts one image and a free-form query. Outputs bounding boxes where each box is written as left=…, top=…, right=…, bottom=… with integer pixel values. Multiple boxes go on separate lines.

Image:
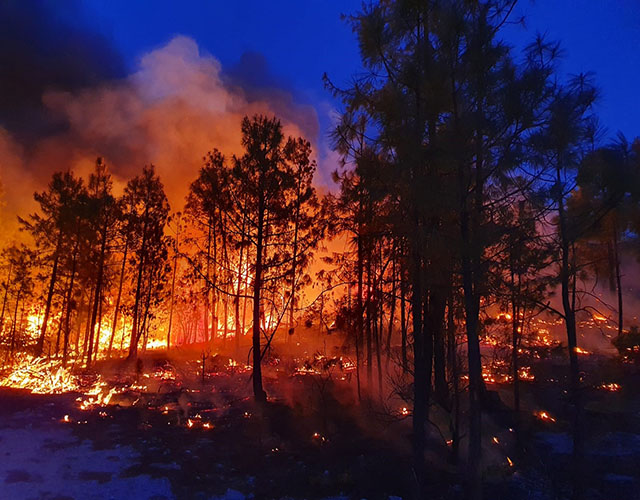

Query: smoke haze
left=0, top=34, right=323, bottom=239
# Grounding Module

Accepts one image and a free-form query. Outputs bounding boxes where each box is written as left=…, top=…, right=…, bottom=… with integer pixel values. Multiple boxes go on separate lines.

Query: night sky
left=1, top=1, right=638, bottom=185
left=81, top=0, right=640, bottom=141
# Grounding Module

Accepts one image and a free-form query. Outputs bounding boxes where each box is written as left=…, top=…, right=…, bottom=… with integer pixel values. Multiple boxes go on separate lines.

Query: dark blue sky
left=71, top=1, right=639, bottom=144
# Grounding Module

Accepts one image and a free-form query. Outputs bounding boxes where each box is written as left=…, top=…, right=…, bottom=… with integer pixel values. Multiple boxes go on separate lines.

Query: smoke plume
left=0, top=35, right=321, bottom=240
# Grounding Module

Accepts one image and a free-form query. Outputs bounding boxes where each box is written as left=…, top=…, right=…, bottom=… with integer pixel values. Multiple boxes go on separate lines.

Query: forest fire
left=0, top=1, right=638, bottom=499
left=0, top=356, right=81, bottom=394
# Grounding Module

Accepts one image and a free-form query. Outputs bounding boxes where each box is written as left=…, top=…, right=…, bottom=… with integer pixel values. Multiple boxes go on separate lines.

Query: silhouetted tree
left=124, top=165, right=170, bottom=361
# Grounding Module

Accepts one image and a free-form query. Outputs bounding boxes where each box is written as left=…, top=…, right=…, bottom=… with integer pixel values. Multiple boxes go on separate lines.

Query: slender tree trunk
left=242, top=259, right=249, bottom=340
left=211, top=219, right=219, bottom=341
left=365, top=248, right=373, bottom=388
left=355, top=233, right=364, bottom=401
left=55, top=278, right=68, bottom=356
left=167, top=246, right=178, bottom=350
left=447, top=294, right=460, bottom=463
left=82, top=285, right=95, bottom=361
left=62, top=243, right=79, bottom=367
left=410, top=221, right=427, bottom=495
left=461, top=204, right=482, bottom=500
left=556, top=166, right=583, bottom=500
left=373, top=266, right=383, bottom=399
left=222, top=297, right=229, bottom=346
left=128, top=208, right=149, bottom=360
left=288, top=179, right=302, bottom=338
left=612, top=220, right=623, bottom=336
left=234, top=218, right=245, bottom=354
left=36, top=234, right=61, bottom=355
left=511, top=273, right=520, bottom=411
left=400, top=273, right=407, bottom=373
left=433, top=292, right=448, bottom=407
left=167, top=219, right=180, bottom=350
left=385, top=255, right=396, bottom=369
left=251, top=192, right=267, bottom=402
left=204, top=221, right=211, bottom=343
left=511, top=268, right=521, bottom=447
left=0, top=263, right=12, bottom=338
left=87, top=220, right=108, bottom=366
left=108, top=238, right=128, bottom=358
left=9, top=289, right=21, bottom=356
left=94, top=289, right=103, bottom=360
left=139, top=269, right=154, bottom=353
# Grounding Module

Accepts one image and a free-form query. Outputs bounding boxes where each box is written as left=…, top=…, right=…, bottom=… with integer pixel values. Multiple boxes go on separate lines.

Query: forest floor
left=0, top=346, right=639, bottom=499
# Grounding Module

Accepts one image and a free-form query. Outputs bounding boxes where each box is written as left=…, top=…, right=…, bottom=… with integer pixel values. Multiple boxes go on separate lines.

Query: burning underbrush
left=0, top=342, right=638, bottom=499
left=0, top=348, right=365, bottom=436
left=0, top=348, right=424, bottom=499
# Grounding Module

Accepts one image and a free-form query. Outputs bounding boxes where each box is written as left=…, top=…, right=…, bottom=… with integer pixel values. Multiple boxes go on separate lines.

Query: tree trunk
left=62, top=243, right=79, bottom=367
left=511, top=268, right=522, bottom=448
left=251, top=192, right=267, bottom=402
left=400, top=273, right=407, bottom=373
left=139, top=269, right=154, bottom=353
left=9, top=289, right=21, bottom=356
left=94, top=289, right=104, bottom=360
left=167, top=220, right=179, bottom=350
left=410, top=222, right=427, bottom=494
left=373, top=266, right=383, bottom=399
left=36, top=233, right=62, bottom=355
left=82, top=285, right=95, bottom=361
left=128, top=206, right=149, bottom=361
left=612, top=220, right=623, bottom=336
left=234, top=217, right=245, bottom=355
left=55, top=277, right=68, bottom=356
left=87, top=219, right=108, bottom=366
left=355, top=233, right=364, bottom=401
left=0, top=263, right=12, bottom=339
left=365, top=249, right=373, bottom=388
left=447, top=294, right=460, bottom=464
left=204, top=221, right=211, bottom=343
left=461, top=205, right=483, bottom=500
left=385, top=255, right=396, bottom=370
left=289, top=181, right=301, bottom=337
left=211, top=218, right=219, bottom=342
left=432, top=291, right=448, bottom=407
left=108, top=238, right=128, bottom=358
left=556, top=167, right=583, bottom=500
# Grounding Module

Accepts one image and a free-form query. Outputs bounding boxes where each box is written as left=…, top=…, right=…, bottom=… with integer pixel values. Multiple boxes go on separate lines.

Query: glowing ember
left=518, top=366, right=535, bottom=381
left=312, top=432, right=327, bottom=443
left=574, top=346, right=590, bottom=355
left=62, top=414, right=70, bottom=423
left=492, top=436, right=500, bottom=444
left=598, top=383, right=621, bottom=392
left=534, top=410, right=556, bottom=423
left=507, top=457, right=514, bottom=467
left=78, top=383, right=121, bottom=410
left=400, top=407, right=409, bottom=416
